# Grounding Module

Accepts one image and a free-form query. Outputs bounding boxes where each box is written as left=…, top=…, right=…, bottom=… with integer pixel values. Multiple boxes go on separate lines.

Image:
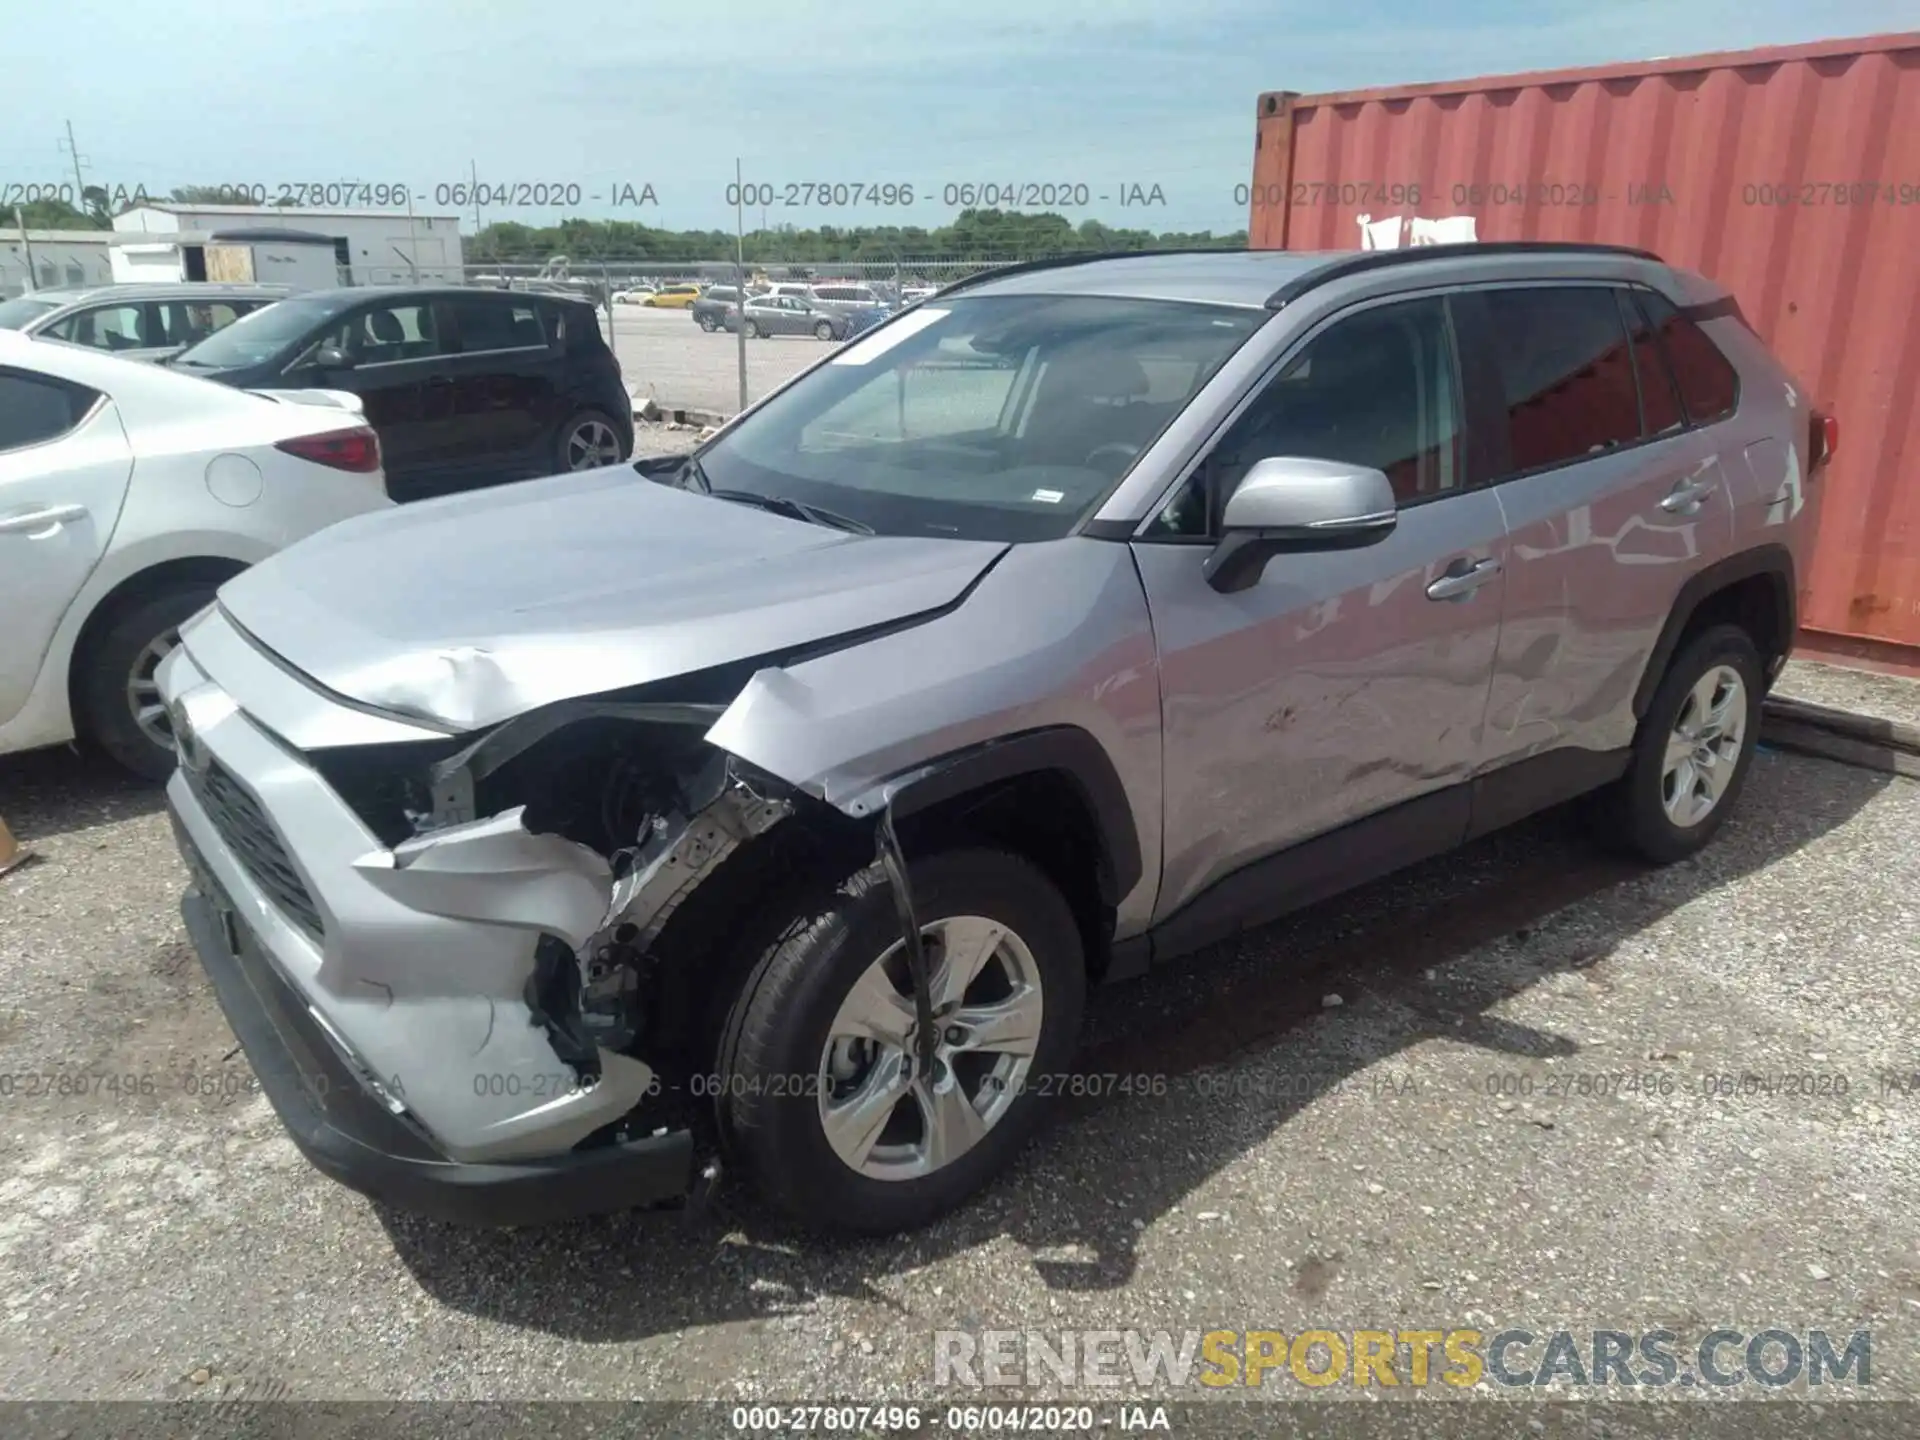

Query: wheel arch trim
left=833, top=726, right=1145, bottom=907
left=1632, top=544, right=1795, bottom=720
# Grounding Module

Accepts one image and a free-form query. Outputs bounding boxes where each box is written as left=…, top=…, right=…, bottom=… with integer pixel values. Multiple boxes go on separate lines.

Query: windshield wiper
left=706, top=487, right=875, bottom=535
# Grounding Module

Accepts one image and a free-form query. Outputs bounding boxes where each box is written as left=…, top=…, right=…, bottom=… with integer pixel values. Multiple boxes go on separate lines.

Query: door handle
left=0, top=503, right=87, bottom=534
left=1660, top=478, right=1716, bottom=514
left=1426, top=556, right=1502, bottom=602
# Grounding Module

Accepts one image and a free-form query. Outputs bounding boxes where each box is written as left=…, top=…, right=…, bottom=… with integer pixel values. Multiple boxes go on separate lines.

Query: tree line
left=13, top=188, right=1247, bottom=262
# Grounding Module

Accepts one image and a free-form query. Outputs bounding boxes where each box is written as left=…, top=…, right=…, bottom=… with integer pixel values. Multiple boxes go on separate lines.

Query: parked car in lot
left=167, top=286, right=632, bottom=503
left=0, top=330, right=390, bottom=780
left=691, top=285, right=742, bottom=332
left=0, top=283, right=292, bottom=363
left=807, top=282, right=890, bottom=320
left=735, top=294, right=855, bottom=340
left=613, top=286, right=657, bottom=304
left=643, top=284, right=702, bottom=309
left=159, top=244, right=1825, bottom=1235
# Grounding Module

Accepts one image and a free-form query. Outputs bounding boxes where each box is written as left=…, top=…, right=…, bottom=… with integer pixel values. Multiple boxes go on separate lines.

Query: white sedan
left=0, top=330, right=393, bottom=779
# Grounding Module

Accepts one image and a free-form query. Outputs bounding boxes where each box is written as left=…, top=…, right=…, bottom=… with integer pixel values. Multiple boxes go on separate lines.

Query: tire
left=558, top=409, right=626, bottom=471
left=75, top=584, right=218, bottom=782
left=742, top=319, right=760, bottom=339
left=698, top=314, right=718, bottom=332
left=1594, top=623, right=1763, bottom=864
left=813, top=320, right=834, bottom=341
left=717, top=848, right=1085, bottom=1234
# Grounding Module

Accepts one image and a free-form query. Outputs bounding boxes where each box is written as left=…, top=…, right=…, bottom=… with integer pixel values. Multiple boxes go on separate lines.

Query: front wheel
left=717, top=848, right=1085, bottom=1234
left=813, top=320, right=835, bottom=341
left=742, top=319, right=760, bottom=339
left=698, top=314, right=718, bottom=332
left=1594, top=623, right=1763, bottom=863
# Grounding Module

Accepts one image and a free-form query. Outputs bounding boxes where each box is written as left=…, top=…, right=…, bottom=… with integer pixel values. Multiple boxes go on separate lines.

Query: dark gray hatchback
left=169, top=285, right=633, bottom=502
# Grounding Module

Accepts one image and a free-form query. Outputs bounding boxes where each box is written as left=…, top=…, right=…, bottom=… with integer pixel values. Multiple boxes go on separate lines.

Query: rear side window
left=449, top=297, right=544, bottom=352
left=0, top=368, right=101, bottom=453
left=1482, top=286, right=1640, bottom=474
left=1636, top=290, right=1740, bottom=425
left=45, top=303, right=150, bottom=352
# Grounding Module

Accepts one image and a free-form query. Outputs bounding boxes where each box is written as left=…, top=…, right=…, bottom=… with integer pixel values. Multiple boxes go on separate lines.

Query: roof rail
left=1263, top=241, right=1663, bottom=308
left=932, top=247, right=1249, bottom=299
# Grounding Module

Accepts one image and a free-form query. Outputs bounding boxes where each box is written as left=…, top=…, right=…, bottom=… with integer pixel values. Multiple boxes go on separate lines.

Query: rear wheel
left=717, top=848, right=1085, bottom=1234
left=698, top=314, right=718, bottom=332
left=558, top=409, right=625, bottom=471
left=76, top=584, right=219, bottom=782
left=1595, top=623, right=1762, bottom=863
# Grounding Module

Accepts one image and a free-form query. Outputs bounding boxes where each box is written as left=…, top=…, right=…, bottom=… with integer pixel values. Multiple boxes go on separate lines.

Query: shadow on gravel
left=0, top=746, right=164, bottom=842
left=379, top=751, right=1893, bottom=1339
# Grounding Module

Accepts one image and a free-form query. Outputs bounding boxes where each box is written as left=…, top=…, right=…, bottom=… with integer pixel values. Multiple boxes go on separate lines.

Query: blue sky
left=4, top=1, right=1909, bottom=233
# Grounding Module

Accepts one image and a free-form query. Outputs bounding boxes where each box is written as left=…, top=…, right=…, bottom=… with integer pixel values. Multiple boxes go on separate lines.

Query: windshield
left=691, top=294, right=1262, bottom=542
left=172, top=298, right=333, bottom=368
left=0, top=297, right=60, bottom=330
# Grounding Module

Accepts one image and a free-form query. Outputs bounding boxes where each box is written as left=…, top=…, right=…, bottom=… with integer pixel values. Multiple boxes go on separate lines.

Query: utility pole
left=469, top=159, right=483, bottom=258
left=61, top=121, right=88, bottom=204
left=15, top=207, right=37, bottom=292
left=735, top=157, right=749, bottom=414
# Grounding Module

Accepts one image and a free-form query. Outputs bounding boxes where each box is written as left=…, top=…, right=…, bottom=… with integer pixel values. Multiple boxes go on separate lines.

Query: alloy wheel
left=817, top=915, right=1044, bottom=1181
left=126, top=628, right=181, bottom=751
left=1660, top=664, right=1748, bottom=827
left=565, top=418, right=622, bottom=470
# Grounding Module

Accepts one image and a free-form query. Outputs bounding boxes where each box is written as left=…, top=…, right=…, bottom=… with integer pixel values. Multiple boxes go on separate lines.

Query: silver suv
left=159, top=245, right=1827, bottom=1233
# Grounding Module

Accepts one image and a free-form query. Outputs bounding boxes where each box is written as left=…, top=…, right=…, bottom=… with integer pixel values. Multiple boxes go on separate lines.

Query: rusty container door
left=1249, top=33, right=1920, bottom=660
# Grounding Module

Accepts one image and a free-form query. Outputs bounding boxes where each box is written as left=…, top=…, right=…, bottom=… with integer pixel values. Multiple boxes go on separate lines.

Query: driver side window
left=1149, top=295, right=1461, bottom=537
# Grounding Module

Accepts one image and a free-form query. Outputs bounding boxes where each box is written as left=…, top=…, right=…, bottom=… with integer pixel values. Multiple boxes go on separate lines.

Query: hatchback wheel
left=698, top=314, right=718, bottom=332
left=718, top=848, right=1085, bottom=1234
left=813, top=320, right=835, bottom=341
left=1595, top=623, right=1762, bottom=863
left=76, top=583, right=220, bottom=782
left=559, top=410, right=625, bottom=471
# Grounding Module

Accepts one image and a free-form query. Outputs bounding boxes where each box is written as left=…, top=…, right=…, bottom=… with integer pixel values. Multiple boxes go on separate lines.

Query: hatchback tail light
left=276, top=426, right=381, bottom=474
left=1809, top=410, right=1838, bottom=471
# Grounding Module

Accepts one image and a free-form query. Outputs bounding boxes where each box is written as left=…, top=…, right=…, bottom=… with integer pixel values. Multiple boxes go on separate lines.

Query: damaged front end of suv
left=162, top=615, right=904, bottom=1224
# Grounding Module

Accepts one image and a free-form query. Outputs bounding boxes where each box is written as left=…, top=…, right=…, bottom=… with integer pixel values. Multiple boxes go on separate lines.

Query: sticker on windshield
left=1031, top=489, right=1066, bottom=504
left=829, top=308, right=949, bottom=364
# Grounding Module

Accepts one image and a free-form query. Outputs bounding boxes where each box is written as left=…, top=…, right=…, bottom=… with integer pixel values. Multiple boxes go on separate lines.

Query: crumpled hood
left=215, top=467, right=1007, bottom=732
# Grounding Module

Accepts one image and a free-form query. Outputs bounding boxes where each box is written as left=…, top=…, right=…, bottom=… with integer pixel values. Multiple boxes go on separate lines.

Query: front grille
left=189, top=760, right=325, bottom=943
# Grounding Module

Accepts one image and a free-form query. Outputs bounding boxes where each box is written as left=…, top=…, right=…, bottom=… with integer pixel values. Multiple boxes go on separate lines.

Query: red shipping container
left=1248, top=32, right=1920, bottom=667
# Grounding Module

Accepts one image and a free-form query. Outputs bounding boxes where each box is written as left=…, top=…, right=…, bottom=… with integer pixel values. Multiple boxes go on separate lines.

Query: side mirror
left=313, top=344, right=354, bottom=371
left=1203, top=456, right=1398, bottom=593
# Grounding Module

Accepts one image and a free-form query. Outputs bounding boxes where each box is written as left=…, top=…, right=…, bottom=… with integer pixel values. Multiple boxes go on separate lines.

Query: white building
left=113, top=203, right=465, bottom=286
left=0, top=229, right=115, bottom=297
left=110, top=226, right=344, bottom=289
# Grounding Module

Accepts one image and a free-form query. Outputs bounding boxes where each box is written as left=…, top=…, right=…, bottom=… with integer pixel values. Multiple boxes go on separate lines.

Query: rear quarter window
left=0, top=368, right=102, bottom=453
left=1637, top=290, right=1740, bottom=425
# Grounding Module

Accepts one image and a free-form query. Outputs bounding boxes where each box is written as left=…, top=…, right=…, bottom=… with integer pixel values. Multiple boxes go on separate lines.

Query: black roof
left=274, top=284, right=595, bottom=314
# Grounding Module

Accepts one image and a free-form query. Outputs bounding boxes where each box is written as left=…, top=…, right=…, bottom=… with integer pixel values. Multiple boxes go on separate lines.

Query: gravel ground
left=0, top=736, right=1914, bottom=1421
left=612, top=307, right=827, bottom=416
